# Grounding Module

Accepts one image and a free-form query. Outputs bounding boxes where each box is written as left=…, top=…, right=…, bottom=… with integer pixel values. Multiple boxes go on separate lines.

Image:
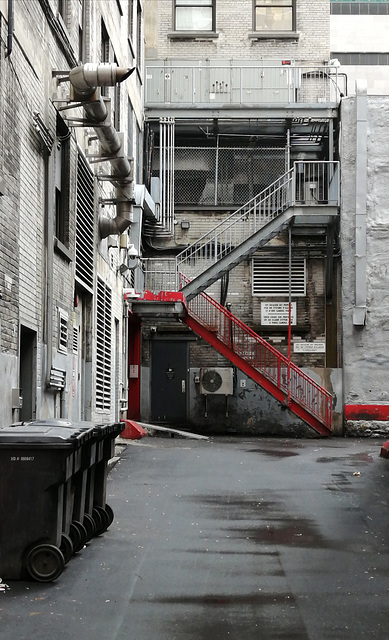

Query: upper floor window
left=175, top=0, right=215, bottom=31
left=254, top=0, right=295, bottom=31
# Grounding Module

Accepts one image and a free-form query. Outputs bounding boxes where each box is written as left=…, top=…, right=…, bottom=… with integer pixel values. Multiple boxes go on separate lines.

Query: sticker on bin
left=0, top=579, right=10, bottom=592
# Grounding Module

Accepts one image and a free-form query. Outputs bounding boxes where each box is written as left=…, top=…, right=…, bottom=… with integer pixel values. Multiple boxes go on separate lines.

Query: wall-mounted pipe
left=5, top=0, right=14, bottom=58
left=68, top=63, right=135, bottom=238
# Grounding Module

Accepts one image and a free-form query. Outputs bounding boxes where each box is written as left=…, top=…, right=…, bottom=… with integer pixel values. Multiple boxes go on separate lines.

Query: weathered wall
left=145, top=0, right=330, bottom=65
left=341, top=91, right=389, bottom=434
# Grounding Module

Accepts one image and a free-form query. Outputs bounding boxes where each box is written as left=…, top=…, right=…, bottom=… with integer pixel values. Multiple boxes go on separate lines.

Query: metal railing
left=185, top=279, right=333, bottom=430
left=175, top=161, right=339, bottom=286
left=145, top=62, right=344, bottom=107
left=141, top=161, right=339, bottom=293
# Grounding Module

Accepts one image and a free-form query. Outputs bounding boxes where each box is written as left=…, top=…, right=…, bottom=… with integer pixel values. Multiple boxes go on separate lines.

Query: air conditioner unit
left=304, top=182, right=318, bottom=204
left=200, top=368, right=234, bottom=395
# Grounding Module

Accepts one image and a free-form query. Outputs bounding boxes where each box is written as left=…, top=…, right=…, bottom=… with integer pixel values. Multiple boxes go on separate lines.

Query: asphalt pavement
left=1, top=435, right=389, bottom=639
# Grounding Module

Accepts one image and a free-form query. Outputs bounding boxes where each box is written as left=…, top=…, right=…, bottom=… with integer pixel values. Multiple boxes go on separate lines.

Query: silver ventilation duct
left=68, top=63, right=135, bottom=238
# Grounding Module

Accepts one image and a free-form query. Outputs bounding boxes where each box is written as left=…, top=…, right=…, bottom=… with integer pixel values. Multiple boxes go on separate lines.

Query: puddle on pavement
left=229, top=517, right=331, bottom=549
left=246, top=449, right=300, bottom=459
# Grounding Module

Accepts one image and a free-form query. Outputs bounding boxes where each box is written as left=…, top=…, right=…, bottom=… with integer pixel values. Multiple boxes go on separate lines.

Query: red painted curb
left=121, top=419, right=147, bottom=440
left=345, top=405, right=389, bottom=421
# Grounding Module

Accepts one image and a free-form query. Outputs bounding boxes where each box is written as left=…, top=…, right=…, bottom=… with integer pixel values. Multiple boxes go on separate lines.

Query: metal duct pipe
left=68, top=63, right=135, bottom=237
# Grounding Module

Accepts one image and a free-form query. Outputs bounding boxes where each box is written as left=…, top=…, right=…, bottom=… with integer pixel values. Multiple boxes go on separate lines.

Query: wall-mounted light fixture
left=181, top=220, right=190, bottom=230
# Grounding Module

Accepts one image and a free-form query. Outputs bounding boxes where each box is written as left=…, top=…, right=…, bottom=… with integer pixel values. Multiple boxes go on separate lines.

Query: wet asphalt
left=1, top=436, right=389, bottom=639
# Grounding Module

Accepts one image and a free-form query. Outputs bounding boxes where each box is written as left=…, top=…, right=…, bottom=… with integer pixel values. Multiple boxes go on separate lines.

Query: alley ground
left=1, top=435, right=389, bottom=639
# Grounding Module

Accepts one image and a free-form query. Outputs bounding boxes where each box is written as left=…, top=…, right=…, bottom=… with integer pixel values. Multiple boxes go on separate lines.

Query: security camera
left=128, top=244, right=139, bottom=258
left=150, top=326, right=157, bottom=334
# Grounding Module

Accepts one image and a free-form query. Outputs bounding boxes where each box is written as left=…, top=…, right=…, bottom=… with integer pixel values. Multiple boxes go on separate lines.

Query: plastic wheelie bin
left=83, top=422, right=124, bottom=536
left=22, top=420, right=124, bottom=552
left=0, top=422, right=93, bottom=582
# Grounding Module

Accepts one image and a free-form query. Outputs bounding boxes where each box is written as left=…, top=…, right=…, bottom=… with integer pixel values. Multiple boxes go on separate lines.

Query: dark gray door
left=151, top=340, right=188, bottom=423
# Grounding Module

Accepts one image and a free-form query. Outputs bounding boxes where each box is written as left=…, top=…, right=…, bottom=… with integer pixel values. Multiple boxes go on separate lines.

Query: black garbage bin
left=20, top=420, right=124, bottom=556
left=84, top=422, right=124, bottom=536
left=0, top=422, right=93, bottom=582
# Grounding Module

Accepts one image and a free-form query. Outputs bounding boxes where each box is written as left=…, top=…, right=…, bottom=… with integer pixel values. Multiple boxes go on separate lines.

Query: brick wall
left=146, top=0, right=330, bottom=65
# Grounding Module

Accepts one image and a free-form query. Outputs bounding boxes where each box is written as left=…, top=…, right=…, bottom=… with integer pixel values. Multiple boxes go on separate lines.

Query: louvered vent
left=58, top=310, right=68, bottom=353
left=73, top=326, right=79, bottom=354
left=252, top=257, right=306, bottom=297
left=96, top=277, right=112, bottom=411
left=76, top=152, right=94, bottom=293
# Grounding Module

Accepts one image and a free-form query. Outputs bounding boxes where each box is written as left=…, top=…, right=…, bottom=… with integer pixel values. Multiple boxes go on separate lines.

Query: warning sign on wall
left=261, top=302, right=296, bottom=326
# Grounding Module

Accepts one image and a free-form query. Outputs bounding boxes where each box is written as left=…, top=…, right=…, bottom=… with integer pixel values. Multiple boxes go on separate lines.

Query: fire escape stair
left=180, top=207, right=295, bottom=301
left=133, top=163, right=338, bottom=435
left=182, top=293, right=333, bottom=436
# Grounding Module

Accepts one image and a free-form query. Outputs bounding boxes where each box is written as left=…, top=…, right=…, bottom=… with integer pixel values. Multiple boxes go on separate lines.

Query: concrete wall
left=341, top=89, right=389, bottom=435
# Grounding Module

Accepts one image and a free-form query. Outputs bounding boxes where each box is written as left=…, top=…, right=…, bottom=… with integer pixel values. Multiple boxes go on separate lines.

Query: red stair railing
left=180, top=275, right=333, bottom=431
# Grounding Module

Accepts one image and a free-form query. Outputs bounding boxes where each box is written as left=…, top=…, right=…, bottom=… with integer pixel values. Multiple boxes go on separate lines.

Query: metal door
left=151, top=340, right=188, bottom=423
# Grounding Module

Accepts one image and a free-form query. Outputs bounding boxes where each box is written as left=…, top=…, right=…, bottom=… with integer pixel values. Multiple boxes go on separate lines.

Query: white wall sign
left=261, top=302, right=296, bottom=326
left=294, top=342, right=326, bottom=353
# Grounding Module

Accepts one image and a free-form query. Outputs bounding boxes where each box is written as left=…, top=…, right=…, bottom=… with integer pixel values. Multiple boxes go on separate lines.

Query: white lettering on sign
left=294, top=342, right=326, bottom=353
left=261, top=302, right=296, bottom=326
left=10, top=456, right=35, bottom=462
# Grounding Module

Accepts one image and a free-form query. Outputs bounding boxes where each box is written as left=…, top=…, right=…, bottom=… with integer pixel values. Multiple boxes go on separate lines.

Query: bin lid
left=0, top=423, right=94, bottom=447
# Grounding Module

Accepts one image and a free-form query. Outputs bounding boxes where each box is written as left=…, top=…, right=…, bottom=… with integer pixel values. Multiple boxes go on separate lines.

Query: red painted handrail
left=180, top=275, right=333, bottom=430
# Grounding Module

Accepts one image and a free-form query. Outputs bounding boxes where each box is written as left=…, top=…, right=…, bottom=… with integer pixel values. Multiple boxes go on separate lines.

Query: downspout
left=68, top=63, right=135, bottom=238
left=5, top=0, right=14, bottom=58
left=353, top=80, right=367, bottom=326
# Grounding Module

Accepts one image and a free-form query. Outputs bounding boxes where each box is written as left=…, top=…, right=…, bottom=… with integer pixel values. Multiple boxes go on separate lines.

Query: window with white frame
left=252, top=256, right=306, bottom=296
left=174, top=0, right=215, bottom=31
left=254, top=0, right=295, bottom=31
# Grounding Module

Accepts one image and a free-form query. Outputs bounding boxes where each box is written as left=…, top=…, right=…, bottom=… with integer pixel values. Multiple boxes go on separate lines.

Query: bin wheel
left=105, top=503, right=115, bottom=528
left=25, top=544, right=65, bottom=583
left=60, top=533, right=74, bottom=564
left=92, top=506, right=111, bottom=536
left=83, top=514, right=95, bottom=541
left=69, top=521, right=88, bottom=553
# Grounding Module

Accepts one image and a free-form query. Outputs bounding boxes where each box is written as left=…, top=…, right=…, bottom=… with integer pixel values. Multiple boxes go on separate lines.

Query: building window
left=254, top=0, right=295, bottom=31
left=174, top=0, right=215, bottom=31
left=55, top=115, right=71, bottom=250
left=331, top=2, right=389, bottom=16
left=252, top=256, right=306, bottom=296
left=136, top=0, right=142, bottom=71
left=96, top=278, right=112, bottom=412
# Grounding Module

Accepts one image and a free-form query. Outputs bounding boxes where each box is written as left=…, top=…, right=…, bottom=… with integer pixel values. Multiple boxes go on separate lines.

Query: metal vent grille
left=252, top=257, right=306, bottom=297
left=58, top=310, right=68, bottom=353
left=73, top=326, right=79, bottom=354
left=75, top=152, right=94, bottom=293
left=96, top=277, right=112, bottom=411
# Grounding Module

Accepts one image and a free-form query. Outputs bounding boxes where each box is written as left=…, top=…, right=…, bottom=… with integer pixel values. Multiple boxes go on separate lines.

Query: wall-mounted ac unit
left=304, top=182, right=318, bottom=204
left=200, top=368, right=233, bottom=395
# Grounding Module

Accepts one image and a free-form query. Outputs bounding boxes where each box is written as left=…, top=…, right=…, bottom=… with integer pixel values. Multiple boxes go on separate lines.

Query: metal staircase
left=182, top=284, right=333, bottom=435
left=137, top=161, right=339, bottom=434
left=176, top=162, right=339, bottom=299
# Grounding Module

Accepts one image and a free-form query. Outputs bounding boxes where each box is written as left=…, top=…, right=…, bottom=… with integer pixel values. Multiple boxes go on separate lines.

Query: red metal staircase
left=133, top=288, right=333, bottom=436
left=183, top=288, right=333, bottom=435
